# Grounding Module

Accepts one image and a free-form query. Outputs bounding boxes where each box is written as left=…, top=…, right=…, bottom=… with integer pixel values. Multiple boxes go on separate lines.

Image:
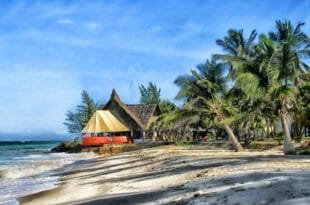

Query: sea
left=0, top=141, right=96, bottom=205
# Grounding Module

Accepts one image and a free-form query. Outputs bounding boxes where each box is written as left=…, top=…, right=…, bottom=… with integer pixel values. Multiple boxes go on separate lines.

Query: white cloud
left=148, top=25, right=162, bottom=33
left=57, top=18, right=74, bottom=25
left=84, top=22, right=101, bottom=30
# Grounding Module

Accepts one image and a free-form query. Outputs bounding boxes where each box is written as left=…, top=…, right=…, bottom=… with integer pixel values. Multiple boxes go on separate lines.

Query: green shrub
left=176, top=140, right=201, bottom=146
left=297, top=149, right=310, bottom=155
left=206, top=134, right=216, bottom=142
left=286, top=150, right=297, bottom=155
left=274, top=132, right=284, bottom=145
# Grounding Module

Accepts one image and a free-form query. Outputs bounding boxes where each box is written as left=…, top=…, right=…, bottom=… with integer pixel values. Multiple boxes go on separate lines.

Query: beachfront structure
left=81, top=89, right=161, bottom=146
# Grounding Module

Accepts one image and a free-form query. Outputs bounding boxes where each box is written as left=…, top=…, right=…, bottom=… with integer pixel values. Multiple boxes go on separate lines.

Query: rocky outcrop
left=51, top=141, right=83, bottom=153
left=51, top=141, right=172, bottom=156
left=52, top=142, right=140, bottom=155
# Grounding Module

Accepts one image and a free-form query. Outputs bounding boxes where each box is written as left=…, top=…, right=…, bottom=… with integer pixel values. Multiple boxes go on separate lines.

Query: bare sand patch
left=20, top=145, right=310, bottom=205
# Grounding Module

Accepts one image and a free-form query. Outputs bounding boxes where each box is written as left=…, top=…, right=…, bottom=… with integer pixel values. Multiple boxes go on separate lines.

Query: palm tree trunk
left=279, top=112, right=295, bottom=154
left=222, top=122, right=244, bottom=152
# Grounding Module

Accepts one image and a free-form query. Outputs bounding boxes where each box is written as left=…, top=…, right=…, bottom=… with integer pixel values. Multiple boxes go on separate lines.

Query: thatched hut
left=81, top=89, right=161, bottom=146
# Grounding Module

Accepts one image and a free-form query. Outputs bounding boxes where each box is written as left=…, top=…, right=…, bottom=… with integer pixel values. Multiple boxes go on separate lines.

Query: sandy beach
left=20, top=145, right=310, bottom=205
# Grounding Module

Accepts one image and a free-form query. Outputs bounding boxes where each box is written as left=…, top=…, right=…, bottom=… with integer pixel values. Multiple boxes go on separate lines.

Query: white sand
left=20, top=145, right=310, bottom=205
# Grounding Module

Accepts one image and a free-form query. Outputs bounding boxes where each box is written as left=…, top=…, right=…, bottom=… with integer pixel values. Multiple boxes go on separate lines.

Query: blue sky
left=0, top=0, right=309, bottom=136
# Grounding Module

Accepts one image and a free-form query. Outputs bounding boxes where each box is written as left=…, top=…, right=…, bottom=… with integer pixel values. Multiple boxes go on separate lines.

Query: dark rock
left=51, top=141, right=82, bottom=153
left=193, top=193, right=200, bottom=197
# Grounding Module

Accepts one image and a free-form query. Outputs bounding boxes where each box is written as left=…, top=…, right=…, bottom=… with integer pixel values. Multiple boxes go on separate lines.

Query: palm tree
left=174, top=59, right=226, bottom=101
left=215, top=20, right=310, bottom=154
left=214, top=28, right=277, bottom=143
left=216, top=29, right=257, bottom=58
left=170, top=59, right=244, bottom=151
left=267, top=20, right=310, bottom=153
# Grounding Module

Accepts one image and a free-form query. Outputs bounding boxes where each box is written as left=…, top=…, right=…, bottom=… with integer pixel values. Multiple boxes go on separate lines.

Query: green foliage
left=293, top=73, right=310, bottom=141
left=285, top=150, right=297, bottom=155
left=296, top=149, right=310, bottom=155
left=215, top=29, right=257, bottom=57
left=59, top=19, right=308, bottom=149
left=159, top=55, right=245, bottom=151
left=159, top=100, right=176, bottom=113
left=139, top=82, right=161, bottom=104
left=214, top=20, right=309, bottom=152
left=156, top=19, right=309, bottom=152
left=64, top=90, right=99, bottom=134
left=174, top=58, right=227, bottom=102
left=274, top=132, right=284, bottom=145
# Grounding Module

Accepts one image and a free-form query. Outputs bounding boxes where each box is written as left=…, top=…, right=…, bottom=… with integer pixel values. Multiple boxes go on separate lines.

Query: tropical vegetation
left=64, top=20, right=309, bottom=155
left=139, top=82, right=176, bottom=113
left=155, top=20, right=310, bottom=154
left=64, top=90, right=100, bottom=134
left=139, top=82, right=161, bottom=105
left=64, top=83, right=176, bottom=134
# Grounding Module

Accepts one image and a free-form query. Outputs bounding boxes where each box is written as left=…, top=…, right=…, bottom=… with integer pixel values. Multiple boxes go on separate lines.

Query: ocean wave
left=1, top=155, right=67, bottom=179
left=0, top=175, right=59, bottom=203
left=0, top=161, right=68, bottom=179
left=0, top=141, right=61, bottom=145
left=0, top=199, right=19, bottom=205
left=0, top=152, right=97, bottom=179
left=0, top=140, right=97, bottom=204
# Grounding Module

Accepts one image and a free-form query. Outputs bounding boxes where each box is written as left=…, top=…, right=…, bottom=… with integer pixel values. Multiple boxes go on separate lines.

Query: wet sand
left=20, top=145, right=310, bottom=205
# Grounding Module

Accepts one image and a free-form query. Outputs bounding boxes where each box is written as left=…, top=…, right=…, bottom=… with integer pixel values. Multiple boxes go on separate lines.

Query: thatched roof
left=103, top=89, right=161, bottom=130
left=126, top=104, right=161, bottom=129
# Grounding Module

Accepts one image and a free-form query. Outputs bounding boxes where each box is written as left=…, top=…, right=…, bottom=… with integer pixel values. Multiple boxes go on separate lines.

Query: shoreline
left=19, top=156, right=110, bottom=205
left=20, top=145, right=310, bottom=205
left=0, top=145, right=97, bottom=205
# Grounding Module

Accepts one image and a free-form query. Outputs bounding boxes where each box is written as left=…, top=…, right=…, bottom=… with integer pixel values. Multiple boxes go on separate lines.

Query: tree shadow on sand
left=74, top=170, right=310, bottom=205
left=78, top=154, right=309, bottom=185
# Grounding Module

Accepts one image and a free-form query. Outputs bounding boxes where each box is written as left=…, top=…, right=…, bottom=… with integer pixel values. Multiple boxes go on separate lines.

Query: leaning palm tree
left=267, top=20, right=310, bottom=153
left=167, top=59, right=244, bottom=151
left=214, top=29, right=278, bottom=144
left=166, top=81, right=244, bottom=151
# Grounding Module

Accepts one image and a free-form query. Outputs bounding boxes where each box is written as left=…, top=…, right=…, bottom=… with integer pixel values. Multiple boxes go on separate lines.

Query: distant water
left=0, top=141, right=96, bottom=205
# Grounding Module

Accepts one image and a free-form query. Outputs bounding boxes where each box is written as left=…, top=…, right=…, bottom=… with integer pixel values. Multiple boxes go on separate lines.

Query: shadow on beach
left=19, top=146, right=310, bottom=205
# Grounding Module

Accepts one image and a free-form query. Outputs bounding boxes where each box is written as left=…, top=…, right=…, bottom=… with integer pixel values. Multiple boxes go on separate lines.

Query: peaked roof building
left=102, top=89, right=161, bottom=138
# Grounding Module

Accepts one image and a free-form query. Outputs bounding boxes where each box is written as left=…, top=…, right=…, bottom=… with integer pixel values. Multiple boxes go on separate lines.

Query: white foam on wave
left=1, top=162, right=65, bottom=179
left=0, top=151, right=97, bottom=203
left=0, top=175, right=59, bottom=203
left=0, top=199, right=19, bottom=205
left=1, top=152, right=97, bottom=179
left=1, top=160, right=70, bottom=179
